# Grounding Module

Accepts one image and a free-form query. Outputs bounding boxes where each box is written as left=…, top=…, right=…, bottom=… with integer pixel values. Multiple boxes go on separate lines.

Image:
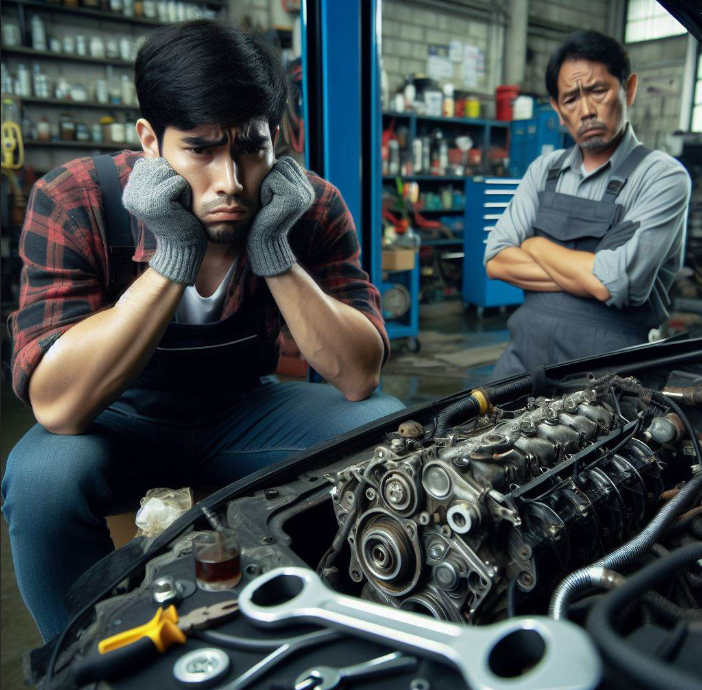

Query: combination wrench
left=238, top=566, right=601, bottom=690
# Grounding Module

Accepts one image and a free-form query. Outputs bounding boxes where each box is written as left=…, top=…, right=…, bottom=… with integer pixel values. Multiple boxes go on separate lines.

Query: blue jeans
left=2, top=379, right=403, bottom=641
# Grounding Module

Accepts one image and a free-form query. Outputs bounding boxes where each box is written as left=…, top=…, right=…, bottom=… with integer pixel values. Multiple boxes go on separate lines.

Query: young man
left=2, top=20, right=403, bottom=641
left=485, top=30, right=691, bottom=379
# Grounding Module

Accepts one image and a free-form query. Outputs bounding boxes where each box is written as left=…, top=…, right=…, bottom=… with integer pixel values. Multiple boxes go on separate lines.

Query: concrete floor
left=0, top=302, right=508, bottom=689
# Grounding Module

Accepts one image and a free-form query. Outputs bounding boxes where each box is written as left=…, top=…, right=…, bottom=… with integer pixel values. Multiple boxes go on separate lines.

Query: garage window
left=625, top=0, right=687, bottom=43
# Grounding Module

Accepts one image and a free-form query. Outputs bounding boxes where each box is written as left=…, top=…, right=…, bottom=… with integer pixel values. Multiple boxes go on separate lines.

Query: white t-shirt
left=173, top=259, right=237, bottom=325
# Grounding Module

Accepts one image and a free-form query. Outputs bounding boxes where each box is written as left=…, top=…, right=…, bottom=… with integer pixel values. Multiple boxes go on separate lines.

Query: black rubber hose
left=317, top=458, right=385, bottom=575
left=641, top=591, right=702, bottom=621
left=432, top=374, right=534, bottom=438
left=587, top=543, right=702, bottom=690
left=688, top=516, right=702, bottom=541
left=433, top=395, right=480, bottom=439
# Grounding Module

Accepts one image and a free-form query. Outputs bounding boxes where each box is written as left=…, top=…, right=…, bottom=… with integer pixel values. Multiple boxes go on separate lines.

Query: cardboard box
left=382, top=249, right=417, bottom=272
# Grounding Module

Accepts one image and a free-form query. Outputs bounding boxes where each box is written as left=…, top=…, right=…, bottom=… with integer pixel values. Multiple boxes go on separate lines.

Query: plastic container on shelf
left=512, top=95, right=534, bottom=120
left=2, top=22, right=21, bottom=48
left=495, top=84, right=519, bottom=121
left=30, top=16, right=47, bottom=51
left=466, top=97, right=481, bottom=118
left=442, top=83, right=454, bottom=118
left=75, top=35, right=88, bottom=57
left=90, top=37, right=105, bottom=59
left=59, top=113, right=76, bottom=141
left=36, top=118, right=51, bottom=142
left=17, top=64, right=31, bottom=98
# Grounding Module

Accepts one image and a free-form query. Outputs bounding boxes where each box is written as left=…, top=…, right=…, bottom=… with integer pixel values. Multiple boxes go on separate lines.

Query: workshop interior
left=2, top=0, right=702, bottom=689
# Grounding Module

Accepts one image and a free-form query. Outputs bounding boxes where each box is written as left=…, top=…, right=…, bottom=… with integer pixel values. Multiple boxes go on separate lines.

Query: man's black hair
left=135, top=19, right=287, bottom=143
left=545, top=30, right=632, bottom=100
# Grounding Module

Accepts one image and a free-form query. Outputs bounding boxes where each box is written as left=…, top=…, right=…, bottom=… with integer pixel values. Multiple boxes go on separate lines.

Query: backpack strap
left=93, top=154, right=135, bottom=285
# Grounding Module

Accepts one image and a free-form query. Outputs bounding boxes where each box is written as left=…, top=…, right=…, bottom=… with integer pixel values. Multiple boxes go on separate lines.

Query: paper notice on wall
left=462, top=44, right=485, bottom=89
left=427, top=44, right=454, bottom=81
left=449, top=40, right=462, bottom=63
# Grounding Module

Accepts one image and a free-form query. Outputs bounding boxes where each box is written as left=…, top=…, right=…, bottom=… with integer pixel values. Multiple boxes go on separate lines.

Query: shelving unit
left=378, top=109, right=516, bottom=322
left=1, top=0, right=226, bottom=160
left=25, top=139, right=126, bottom=150
left=1, top=0, right=229, bottom=318
left=16, top=96, right=140, bottom=111
left=2, top=45, right=134, bottom=68
left=3, top=0, right=165, bottom=26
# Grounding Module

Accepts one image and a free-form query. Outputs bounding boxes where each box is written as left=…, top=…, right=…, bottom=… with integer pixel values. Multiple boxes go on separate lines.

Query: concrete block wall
left=626, top=35, right=689, bottom=150
left=381, top=0, right=494, bottom=99
left=524, top=0, right=609, bottom=94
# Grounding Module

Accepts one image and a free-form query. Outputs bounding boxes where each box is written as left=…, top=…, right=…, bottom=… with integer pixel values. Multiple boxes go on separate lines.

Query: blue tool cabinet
left=509, top=106, right=572, bottom=178
left=463, top=178, right=524, bottom=314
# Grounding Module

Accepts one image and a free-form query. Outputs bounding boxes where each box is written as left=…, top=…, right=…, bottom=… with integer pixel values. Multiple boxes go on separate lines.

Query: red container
left=495, top=84, right=519, bottom=121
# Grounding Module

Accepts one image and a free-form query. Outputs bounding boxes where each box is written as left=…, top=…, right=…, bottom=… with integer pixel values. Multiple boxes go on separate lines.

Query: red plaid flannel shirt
left=10, top=150, right=389, bottom=404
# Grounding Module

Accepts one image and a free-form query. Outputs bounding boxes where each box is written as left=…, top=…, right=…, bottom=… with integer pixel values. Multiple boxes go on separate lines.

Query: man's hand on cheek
left=246, top=156, right=315, bottom=277
left=122, top=157, right=207, bottom=285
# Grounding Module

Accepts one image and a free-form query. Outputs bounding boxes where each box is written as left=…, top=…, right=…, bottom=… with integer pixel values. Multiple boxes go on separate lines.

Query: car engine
left=28, top=361, right=702, bottom=690
left=324, top=377, right=696, bottom=623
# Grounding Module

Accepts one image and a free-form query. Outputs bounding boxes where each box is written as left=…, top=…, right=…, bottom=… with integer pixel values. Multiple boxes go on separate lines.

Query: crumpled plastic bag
left=135, top=487, right=194, bottom=538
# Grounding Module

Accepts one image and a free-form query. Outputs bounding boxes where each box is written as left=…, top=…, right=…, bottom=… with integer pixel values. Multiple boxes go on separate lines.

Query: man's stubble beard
left=202, top=219, right=252, bottom=244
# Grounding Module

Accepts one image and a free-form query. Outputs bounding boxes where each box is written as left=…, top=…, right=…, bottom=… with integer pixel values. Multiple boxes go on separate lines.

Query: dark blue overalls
left=491, top=144, right=660, bottom=380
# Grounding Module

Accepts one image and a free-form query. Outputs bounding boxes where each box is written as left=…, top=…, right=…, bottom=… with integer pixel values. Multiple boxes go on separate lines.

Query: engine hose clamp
left=471, top=389, right=490, bottom=415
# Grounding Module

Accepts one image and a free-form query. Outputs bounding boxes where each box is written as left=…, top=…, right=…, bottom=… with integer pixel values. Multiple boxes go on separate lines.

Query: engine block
left=330, top=385, right=669, bottom=623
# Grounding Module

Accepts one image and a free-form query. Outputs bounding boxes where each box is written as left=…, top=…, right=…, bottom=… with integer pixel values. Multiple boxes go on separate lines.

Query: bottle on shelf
left=17, top=64, right=31, bottom=98
left=59, top=112, right=76, bottom=141
left=421, top=135, right=430, bottom=174
left=442, top=83, right=454, bottom=118
left=412, top=138, right=422, bottom=176
left=388, top=139, right=400, bottom=176
left=36, top=117, right=51, bottom=142
left=403, top=77, right=415, bottom=112
left=30, top=15, right=47, bottom=52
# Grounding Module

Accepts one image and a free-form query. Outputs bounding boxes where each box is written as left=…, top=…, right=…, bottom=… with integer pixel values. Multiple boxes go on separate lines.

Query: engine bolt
left=518, top=572, right=534, bottom=587
left=366, top=488, right=376, bottom=501
left=428, top=543, right=445, bottom=560
left=264, top=489, right=279, bottom=500
left=386, top=480, right=405, bottom=504
left=391, top=438, right=404, bottom=451
left=260, top=536, right=274, bottom=545
left=520, top=420, right=537, bottom=436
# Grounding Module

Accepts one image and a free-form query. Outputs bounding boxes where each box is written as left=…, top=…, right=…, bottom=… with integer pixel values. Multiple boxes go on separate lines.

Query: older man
left=486, top=30, right=690, bottom=379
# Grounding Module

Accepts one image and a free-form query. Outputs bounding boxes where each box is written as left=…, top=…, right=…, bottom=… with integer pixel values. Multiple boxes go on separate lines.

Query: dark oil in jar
left=195, top=546, right=242, bottom=590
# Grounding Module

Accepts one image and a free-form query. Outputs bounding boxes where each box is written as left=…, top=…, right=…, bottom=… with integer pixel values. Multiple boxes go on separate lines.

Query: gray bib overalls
left=491, top=144, right=661, bottom=380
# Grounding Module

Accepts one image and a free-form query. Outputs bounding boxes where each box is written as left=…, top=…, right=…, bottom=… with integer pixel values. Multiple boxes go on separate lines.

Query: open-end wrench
left=238, top=567, right=602, bottom=690
left=295, top=651, right=418, bottom=690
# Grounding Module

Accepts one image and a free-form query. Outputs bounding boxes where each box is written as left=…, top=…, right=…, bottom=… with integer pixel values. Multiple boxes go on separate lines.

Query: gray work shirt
left=484, top=124, right=691, bottom=322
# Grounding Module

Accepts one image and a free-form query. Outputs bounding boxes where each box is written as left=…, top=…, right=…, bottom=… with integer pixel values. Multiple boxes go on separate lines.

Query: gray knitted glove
left=247, top=156, right=315, bottom=277
left=122, top=157, right=207, bottom=285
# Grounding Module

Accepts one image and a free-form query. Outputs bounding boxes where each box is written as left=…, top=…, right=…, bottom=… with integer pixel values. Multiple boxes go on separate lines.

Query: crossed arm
left=486, top=237, right=610, bottom=302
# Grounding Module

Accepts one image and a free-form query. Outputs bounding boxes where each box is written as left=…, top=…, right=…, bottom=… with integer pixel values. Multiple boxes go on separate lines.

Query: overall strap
left=544, top=148, right=572, bottom=192
left=93, top=154, right=135, bottom=282
left=602, top=144, right=652, bottom=201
